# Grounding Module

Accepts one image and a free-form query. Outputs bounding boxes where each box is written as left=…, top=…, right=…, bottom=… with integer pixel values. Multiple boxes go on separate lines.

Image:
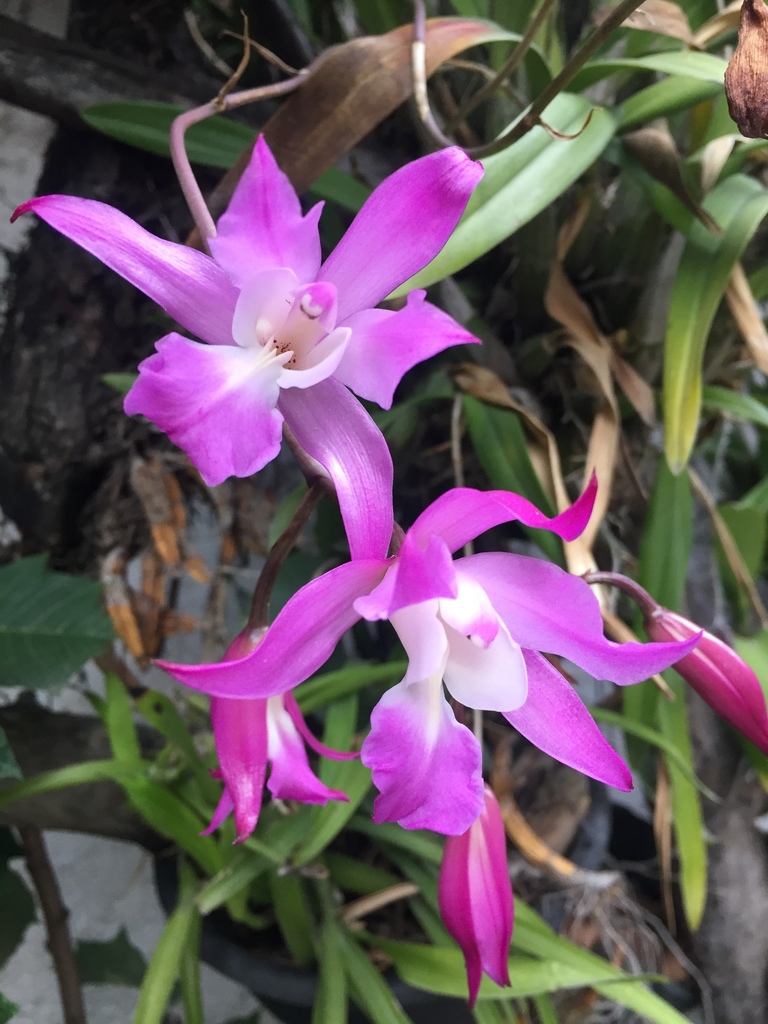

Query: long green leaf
left=0, top=760, right=143, bottom=812
left=296, top=661, right=406, bottom=714
left=372, top=939, right=651, bottom=1001
left=619, top=77, right=723, bottom=131
left=337, top=925, right=412, bottom=1024
left=392, top=94, right=614, bottom=292
left=313, top=915, right=348, bottom=1024
left=571, top=51, right=727, bottom=91
left=702, top=385, right=768, bottom=429
left=664, top=174, right=768, bottom=472
left=0, top=556, right=113, bottom=689
left=132, top=891, right=199, bottom=1024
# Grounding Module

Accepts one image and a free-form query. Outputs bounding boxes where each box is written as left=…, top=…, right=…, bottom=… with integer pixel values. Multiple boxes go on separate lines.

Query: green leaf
left=103, top=674, right=141, bottom=763
left=392, top=94, right=615, bottom=293
left=0, top=728, right=21, bottom=782
left=313, top=916, right=348, bottom=1024
left=133, top=883, right=200, bottom=1024
left=512, top=904, right=692, bottom=1024
left=702, top=385, right=768, bottom=429
left=311, top=167, right=372, bottom=213
left=324, top=852, right=400, bottom=896
left=619, top=77, right=723, bottom=131
left=102, top=372, right=138, bottom=395
left=571, top=50, right=727, bottom=91
left=179, top=862, right=205, bottom=1024
left=664, top=174, right=768, bottom=472
left=372, top=939, right=647, bottom=1001
left=269, top=872, right=316, bottom=968
left=296, top=661, right=406, bottom=714
left=81, top=101, right=255, bottom=169
left=0, top=864, right=36, bottom=968
left=0, top=760, right=142, bottom=814
left=75, top=928, right=147, bottom=986
left=462, top=395, right=561, bottom=562
left=0, top=992, right=19, bottom=1024
left=292, top=697, right=372, bottom=866
left=0, top=556, right=114, bottom=689
left=338, top=925, right=412, bottom=1024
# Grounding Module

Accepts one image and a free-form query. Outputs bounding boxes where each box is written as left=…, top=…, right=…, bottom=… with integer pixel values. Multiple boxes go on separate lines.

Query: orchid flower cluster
left=17, top=135, right=767, bottom=1008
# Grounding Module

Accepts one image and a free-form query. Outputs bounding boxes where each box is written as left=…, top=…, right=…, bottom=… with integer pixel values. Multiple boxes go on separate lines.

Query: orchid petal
left=443, top=616, right=528, bottom=713
left=354, top=532, right=457, bottom=620
left=361, top=678, right=483, bottom=834
left=461, top=553, right=699, bottom=685
left=389, top=602, right=449, bottom=686
left=320, top=149, right=483, bottom=321
left=14, top=195, right=238, bottom=348
left=210, top=697, right=268, bottom=842
left=209, top=135, right=322, bottom=287
left=124, top=332, right=285, bottom=487
left=410, top=476, right=597, bottom=554
left=438, top=572, right=499, bottom=646
left=279, top=378, right=394, bottom=560
left=202, top=790, right=234, bottom=836
left=157, top=559, right=386, bottom=697
left=284, top=692, right=359, bottom=761
left=335, top=291, right=480, bottom=409
left=266, top=697, right=348, bottom=804
left=504, top=651, right=633, bottom=791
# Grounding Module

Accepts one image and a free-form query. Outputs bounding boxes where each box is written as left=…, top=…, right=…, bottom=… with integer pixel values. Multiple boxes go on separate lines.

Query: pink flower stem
left=169, top=76, right=306, bottom=247
left=583, top=570, right=660, bottom=618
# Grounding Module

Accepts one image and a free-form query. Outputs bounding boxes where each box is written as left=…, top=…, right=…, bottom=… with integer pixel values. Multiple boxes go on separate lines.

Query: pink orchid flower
left=439, top=785, right=513, bottom=1007
left=204, top=632, right=356, bottom=843
left=13, top=138, right=482, bottom=561
left=158, top=480, right=699, bottom=835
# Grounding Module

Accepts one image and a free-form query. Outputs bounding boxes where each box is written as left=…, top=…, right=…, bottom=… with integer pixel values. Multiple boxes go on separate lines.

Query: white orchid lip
left=231, top=269, right=345, bottom=389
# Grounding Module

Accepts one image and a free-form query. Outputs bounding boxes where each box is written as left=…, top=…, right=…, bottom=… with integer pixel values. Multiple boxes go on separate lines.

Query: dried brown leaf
left=130, top=458, right=182, bottom=566
left=726, top=262, right=768, bottom=373
left=595, top=0, right=692, bottom=42
left=692, top=0, right=741, bottom=50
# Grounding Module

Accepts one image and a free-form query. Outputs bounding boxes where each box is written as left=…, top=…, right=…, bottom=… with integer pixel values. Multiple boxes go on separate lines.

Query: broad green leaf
left=0, top=729, right=21, bottom=782
left=619, top=77, right=723, bottom=131
left=0, top=556, right=113, bottom=689
left=631, top=466, right=705, bottom=928
left=392, top=94, right=615, bottom=293
left=349, top=816, right=443, bottom=866
left=133, top=889, right=199, bottom=1024
left=735, top=475, right=768, bottom=514
left=0, top=760, right=142, bottom=814
left=702, top=385, right=768, bottom=429
left=0, top=993, right=18, bottom=1024
left=664, top=174, right=768, bottom=472
left=0, top=864, right=36, bottom=968
left=571, top=50, right=726, bottom=91
left=373, top=939, right=649, bottom=1001
left=81, top=101, right=254, bottom=169
left=462, top=395, right=561, bottom=563
left=324, top=852, right=400, bottom=895
left=75, top=928, right=147, bottom=987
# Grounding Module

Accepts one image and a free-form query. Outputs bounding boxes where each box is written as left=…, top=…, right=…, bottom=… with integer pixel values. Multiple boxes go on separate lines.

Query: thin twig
left=19, top=825, right=87, bottom=1024
left=453, top=0, right=558, bottom=125
left=411, top=0, right=646, bottom=158
left=169, top=75, right=305, bottom=244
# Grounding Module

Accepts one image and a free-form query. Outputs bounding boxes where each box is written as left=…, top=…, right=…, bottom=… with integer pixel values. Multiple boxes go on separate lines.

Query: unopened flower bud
left=438, top=785, right=513, bottom=1007
left=725, top=0, right=768, bottom=138
left=645, top=608, right=768, bottom=754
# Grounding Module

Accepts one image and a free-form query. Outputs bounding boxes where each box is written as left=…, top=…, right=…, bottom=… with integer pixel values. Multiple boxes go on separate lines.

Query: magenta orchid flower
left=204, top=632, right=355, bottom=843
left=13, top=139, right=482, bottom=560
left=439, top=785, right=513, bottom=1007
left=157, top=480, right=699, bottom=835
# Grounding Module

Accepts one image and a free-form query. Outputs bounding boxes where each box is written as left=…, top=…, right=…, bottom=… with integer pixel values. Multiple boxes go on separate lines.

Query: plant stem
left=583, top=569, right=659, bottom=616
left=411, top=0, right=646, bottom=158
left=19, top=825, right=87, bottom=1024
left=169, top=76, right=305, bottom=245
left=248, top=480, right=324, bottom=630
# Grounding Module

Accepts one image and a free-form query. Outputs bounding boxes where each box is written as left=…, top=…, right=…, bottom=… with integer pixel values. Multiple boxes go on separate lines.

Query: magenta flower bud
left=438, top=785, right=513, bottom=1007
left=645, top=609, right=768, bottom=754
